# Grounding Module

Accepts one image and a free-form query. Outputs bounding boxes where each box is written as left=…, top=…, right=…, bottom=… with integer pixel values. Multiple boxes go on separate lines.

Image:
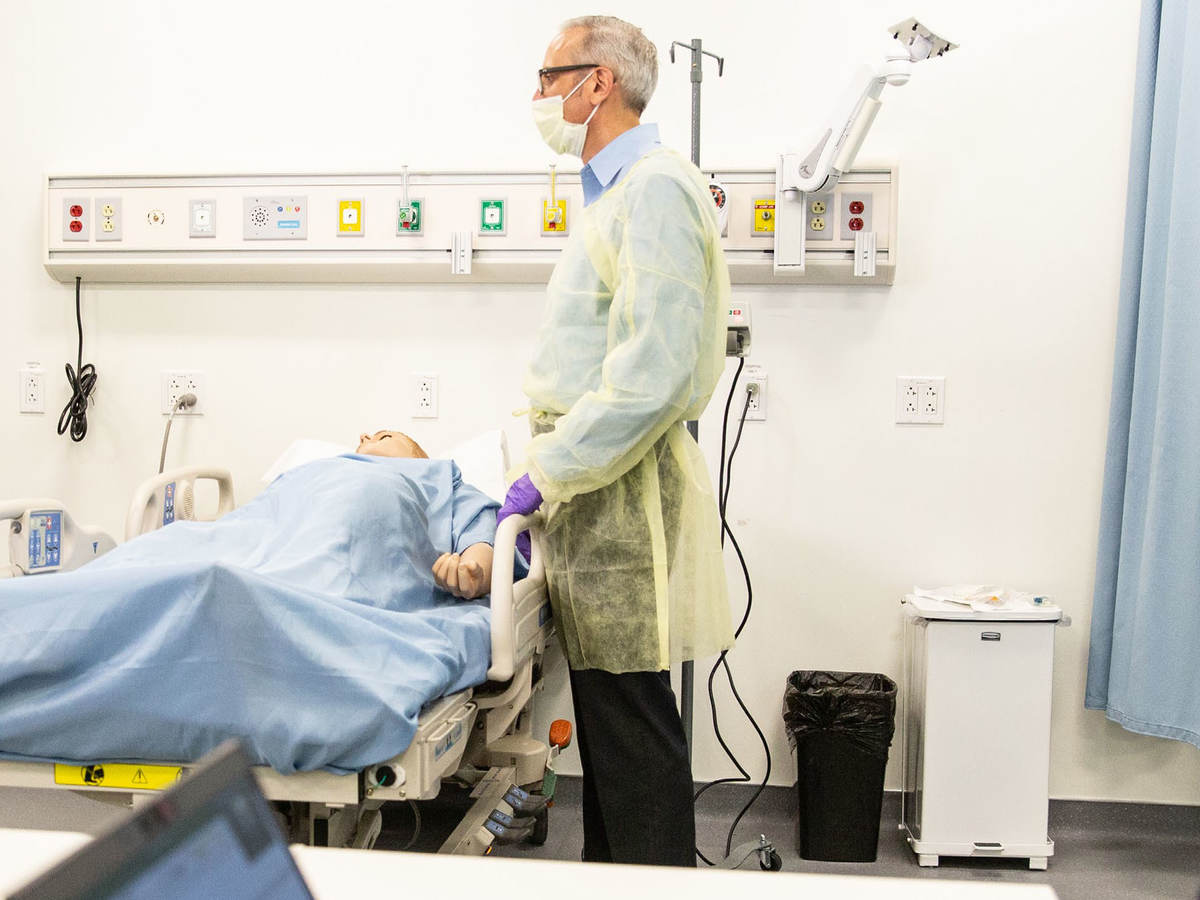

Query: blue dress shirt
left=580, top=123, right=662, bottom=206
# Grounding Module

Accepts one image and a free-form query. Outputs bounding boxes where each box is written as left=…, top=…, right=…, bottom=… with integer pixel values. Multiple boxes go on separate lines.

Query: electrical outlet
left=896, top=376, right=945, bottom=425
left=919, top=380, right=944, bottom=422
left=161, top=370, right=205, bottom=415
left=744, top=365, right=767, bottom=421
left=18, top=365, right=45, bottom=414
left=95, top=197, right=122, bottom=242
left=62, top=198, right=90, bottom=241
left=840, top=193, right=873, bottom=241
left=807, top=194, right=834, bottom=241
left=413, top=373, right=438, bottom=418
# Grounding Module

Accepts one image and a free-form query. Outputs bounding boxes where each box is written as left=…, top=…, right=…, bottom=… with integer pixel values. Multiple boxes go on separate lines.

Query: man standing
left=498, top=15, right=733, bottom=867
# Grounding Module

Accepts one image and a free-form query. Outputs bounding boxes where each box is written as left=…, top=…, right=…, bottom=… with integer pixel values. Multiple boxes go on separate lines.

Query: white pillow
left=261, top=439, right=352, bottom=484
left=436, top=430, right=509, bottom=504
left=260, top=432, right=510, bottom=504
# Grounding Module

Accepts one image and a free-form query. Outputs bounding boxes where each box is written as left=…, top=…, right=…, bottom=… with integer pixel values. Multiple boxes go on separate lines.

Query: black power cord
left=695, top=358, right=774, bottom=867
left=56, top=276, right=98, bottom=442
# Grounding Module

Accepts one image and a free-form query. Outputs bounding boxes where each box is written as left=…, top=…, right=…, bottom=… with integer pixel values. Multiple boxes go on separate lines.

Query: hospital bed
left=0, top=457, right=559, bottom=853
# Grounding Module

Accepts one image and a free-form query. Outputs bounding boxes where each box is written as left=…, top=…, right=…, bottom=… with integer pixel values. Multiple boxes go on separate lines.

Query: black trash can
left=783, top=670, right=897, bottom=862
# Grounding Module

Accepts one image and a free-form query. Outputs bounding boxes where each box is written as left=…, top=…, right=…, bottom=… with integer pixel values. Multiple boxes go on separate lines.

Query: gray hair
left=560, top=15, right=658, bottom=115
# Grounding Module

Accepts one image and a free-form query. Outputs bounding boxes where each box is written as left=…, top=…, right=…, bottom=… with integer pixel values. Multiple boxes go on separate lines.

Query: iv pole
left=669, top=37, right=723, bottom=760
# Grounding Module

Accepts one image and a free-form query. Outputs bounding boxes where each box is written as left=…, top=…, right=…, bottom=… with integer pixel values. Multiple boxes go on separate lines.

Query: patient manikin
left=0, top=428, right=505, bottom=773
left=357, top=430, right=493, bottom=601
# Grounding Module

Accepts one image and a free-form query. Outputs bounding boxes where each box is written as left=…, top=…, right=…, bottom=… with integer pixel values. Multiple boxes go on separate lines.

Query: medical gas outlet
left=751, top=197, right=775, bottom=236
left=397, top=199, right=423, bottom=235
left=542, top=199, right=568, bottom=236
left=337, top=199, right=364, bottom=237
left=542, top=165, right=568, bottom=236
left=479, top=199, right=506, bottom=236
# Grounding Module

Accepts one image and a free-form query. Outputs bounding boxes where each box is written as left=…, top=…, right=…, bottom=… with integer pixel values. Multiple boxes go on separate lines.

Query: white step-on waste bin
left=900, top=592, right=1063, bottom=871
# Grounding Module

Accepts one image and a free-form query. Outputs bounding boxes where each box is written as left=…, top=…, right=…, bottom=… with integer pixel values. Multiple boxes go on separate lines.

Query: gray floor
left=378, top=779, right=1200, bottom=899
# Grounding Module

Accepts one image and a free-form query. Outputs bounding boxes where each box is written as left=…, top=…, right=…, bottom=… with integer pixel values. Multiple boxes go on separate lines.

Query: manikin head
left=356, top=430, right=429, bottom=459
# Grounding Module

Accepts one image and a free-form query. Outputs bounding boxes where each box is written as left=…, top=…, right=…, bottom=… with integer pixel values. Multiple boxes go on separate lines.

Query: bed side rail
left=487, top=512, right=549, bottom=682
left=1, top=499, right=116, bottom=576
left=125, top=466, right=235, bottom=541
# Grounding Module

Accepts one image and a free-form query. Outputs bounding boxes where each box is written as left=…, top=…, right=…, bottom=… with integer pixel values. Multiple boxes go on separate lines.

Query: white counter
left=0, top=828, right=1059, bottom=899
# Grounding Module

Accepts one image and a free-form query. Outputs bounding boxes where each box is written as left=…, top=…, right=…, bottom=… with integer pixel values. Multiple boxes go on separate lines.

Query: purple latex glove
left=498, top=473, right=543, bottom=523
left=499, top=474, right=542, bottom=563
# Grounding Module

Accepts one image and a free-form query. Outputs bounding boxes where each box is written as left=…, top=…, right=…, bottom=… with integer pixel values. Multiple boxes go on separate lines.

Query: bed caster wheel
left=760, top=849, right=782, bottom=871
left=528, top=806, right=549, bottom=846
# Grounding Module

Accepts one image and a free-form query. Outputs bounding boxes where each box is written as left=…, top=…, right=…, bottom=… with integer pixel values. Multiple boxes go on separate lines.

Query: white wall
left=3, top=0, right=1198, bottom=805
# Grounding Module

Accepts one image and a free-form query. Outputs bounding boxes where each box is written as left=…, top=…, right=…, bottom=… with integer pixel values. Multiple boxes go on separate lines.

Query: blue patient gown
left=0, top=455, right=498, bottom=774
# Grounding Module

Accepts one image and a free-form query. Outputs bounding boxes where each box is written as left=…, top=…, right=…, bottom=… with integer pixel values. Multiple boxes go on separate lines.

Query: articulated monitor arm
left=774, top=19, right=956, bottom=274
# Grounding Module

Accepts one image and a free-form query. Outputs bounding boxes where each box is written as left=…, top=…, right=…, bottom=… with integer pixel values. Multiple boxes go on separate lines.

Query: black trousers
left=567, top=668, right=695, bottom=866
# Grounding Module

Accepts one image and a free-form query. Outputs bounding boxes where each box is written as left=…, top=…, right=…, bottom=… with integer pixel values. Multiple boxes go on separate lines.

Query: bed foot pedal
left=351, top=808, right=383, bottom=850
left=484, top=817, right=534, bottom=845
left=503, top=783, right=549, bottom=816
left=438, top=765, right=518, bottom=855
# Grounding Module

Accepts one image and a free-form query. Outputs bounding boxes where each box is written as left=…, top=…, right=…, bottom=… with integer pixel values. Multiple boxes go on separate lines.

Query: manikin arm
left=433, top=542, right=494, bottom=600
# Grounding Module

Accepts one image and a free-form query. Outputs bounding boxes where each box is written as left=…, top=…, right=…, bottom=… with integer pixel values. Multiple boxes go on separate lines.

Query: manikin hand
left=432, top=542, right=494, bottom=600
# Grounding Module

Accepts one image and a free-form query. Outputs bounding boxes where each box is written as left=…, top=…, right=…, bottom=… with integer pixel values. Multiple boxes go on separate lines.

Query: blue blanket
left=0, top=456, right=497, bottom=774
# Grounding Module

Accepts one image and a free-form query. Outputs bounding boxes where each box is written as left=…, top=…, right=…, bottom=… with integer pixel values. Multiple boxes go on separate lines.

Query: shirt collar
left=581, top=123, right=661, bottom=203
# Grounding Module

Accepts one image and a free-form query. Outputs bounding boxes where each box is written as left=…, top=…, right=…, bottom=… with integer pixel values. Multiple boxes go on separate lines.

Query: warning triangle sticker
left=132, top=768, right=148, bottom=784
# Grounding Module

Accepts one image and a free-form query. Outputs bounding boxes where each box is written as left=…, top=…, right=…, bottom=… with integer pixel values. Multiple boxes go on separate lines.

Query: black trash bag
left=782, top=671, right=897, bottom=760
left=784, top=670, right=898, bottom=862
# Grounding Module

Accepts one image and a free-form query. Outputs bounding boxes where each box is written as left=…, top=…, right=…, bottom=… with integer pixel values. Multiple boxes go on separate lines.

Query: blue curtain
left=1085, top=0, right=1200, bottom=747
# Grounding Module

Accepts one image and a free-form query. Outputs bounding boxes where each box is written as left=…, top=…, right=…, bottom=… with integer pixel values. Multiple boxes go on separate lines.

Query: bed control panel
left=2, top=501, right=115, bottom=576
left=26, top=510, right=63, bottom=571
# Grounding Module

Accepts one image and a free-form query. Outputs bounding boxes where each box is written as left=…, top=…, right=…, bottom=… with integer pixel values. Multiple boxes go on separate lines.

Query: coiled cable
left=56, top=276, right=97, bottom=442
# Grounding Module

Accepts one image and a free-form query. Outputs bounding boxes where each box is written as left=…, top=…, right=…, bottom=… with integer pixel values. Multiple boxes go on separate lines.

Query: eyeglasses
left=536, top=63, right=599, bottom=95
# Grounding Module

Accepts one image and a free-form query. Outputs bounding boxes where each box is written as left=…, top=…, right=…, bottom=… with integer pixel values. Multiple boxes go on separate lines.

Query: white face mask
left=532, top=69, right=601, bottom=158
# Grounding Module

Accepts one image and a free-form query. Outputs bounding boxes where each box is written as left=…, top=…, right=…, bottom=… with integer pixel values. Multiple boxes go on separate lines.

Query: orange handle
left=549, top=719, right=573, bottom=750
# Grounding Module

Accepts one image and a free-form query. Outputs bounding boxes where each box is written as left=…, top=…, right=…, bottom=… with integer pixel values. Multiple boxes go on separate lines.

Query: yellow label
left=752, top=197, right=776, bottom=234
left=54, top=763, right=184, bottom=791
left=542, top=199, right=568, bottom=235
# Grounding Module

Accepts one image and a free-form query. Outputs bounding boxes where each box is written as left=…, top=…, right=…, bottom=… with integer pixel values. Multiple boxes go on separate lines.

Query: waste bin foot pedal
left=718, top=834, right=782, bottom=871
